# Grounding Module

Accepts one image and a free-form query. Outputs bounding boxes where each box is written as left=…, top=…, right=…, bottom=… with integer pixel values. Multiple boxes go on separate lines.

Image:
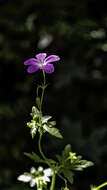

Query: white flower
left=17, top=166, right=53, bottom=188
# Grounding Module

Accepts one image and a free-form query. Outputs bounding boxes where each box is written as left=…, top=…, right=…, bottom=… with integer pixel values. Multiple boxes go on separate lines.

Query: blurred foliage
left=0, top=0, right=107, bottom=190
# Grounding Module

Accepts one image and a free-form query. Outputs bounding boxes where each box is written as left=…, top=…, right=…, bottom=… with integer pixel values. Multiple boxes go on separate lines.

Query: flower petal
left=30, top=167, right=36, bottom=174
left=44, top=168, right=53, bottom=177
left=17, top=174, right=31, bottom=182
left=38, top=166, right=43, bottom=172
left=30, top=179, right=38, bottom=187
left=45, top=55, right=60, bottom=63
left=36, top=53, right=47, bottom=60
left=42, top=176, right=50, bottom=183
left=24, top=58, right=38, bottom=65
left=27, top=65, right=40, bottom=73
left=42, top=64, right=54, bottom=73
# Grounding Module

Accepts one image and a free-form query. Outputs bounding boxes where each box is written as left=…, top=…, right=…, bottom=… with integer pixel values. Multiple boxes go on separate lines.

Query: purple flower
left=24, top=53, right=60, bottom=74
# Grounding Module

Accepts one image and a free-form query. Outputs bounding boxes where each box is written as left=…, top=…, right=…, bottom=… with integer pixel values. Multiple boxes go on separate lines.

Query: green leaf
left=30, top=106, right=40, bottom=119
left=72, top=160, right=94, bottom=171
left=43, top=124, right=63, bottom=139
left=24, top=152, right=45, bottom=163
left=30, top=126, right=37, bottom=139
left=42, top=116, right=52, bottom=123
left=47, top=158, right=56, bottom=164
left=49, top=121, right=56, bottom=126
left=56, top=155, right=62, bottom=162
left=63, top=169, right=74, bottom=184
left=80, top=160, right=94, bottom=168
left=32, top=106, right=39, bottom=114
left=62, top=144, right=71, bottom=160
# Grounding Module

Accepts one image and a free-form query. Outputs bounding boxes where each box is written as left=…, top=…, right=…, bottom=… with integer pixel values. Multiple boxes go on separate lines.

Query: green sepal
left=36, top=97, right=41, bottom=109
left=43, top=124, right=63, bottom=139
left=24, top=152, right=45, bottom=163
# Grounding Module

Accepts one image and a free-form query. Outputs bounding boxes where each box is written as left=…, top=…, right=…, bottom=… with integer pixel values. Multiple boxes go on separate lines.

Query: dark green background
left=0, top=0, right=107, bottom=189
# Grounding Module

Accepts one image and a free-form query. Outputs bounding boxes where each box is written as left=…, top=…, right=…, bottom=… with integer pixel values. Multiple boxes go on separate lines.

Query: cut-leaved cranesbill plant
left=18, top=53, right=94, bottom=190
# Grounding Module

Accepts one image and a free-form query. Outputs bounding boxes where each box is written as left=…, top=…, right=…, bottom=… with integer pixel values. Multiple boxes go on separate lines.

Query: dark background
left=0, top=0, right=107, bottom=189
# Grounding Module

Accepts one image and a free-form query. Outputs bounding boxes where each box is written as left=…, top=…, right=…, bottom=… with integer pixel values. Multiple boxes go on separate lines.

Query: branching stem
left=37, top=70, right=56, bottom=190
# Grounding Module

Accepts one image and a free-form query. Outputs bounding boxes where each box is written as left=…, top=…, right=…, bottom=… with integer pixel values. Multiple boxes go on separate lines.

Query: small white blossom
left=17, top=166, right=53, bottom=188
left=38, top=166, right=43, bottom=172
left=44, top=168, right=53, bottom=176
left=30, top=167, right=36, bottom=174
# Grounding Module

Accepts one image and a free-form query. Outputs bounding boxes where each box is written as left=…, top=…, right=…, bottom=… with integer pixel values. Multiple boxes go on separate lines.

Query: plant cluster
left=18, top=53, right=107, bottom=190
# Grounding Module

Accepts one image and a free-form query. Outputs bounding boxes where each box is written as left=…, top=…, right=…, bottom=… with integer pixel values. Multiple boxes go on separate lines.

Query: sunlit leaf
left=43, top=124, right=63, bottom=139
left=42, top=116, right=52, bottom=123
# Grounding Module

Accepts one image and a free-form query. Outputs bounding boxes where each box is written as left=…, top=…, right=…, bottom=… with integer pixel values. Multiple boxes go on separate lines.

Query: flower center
left=39, top=59, right=47, bottom=68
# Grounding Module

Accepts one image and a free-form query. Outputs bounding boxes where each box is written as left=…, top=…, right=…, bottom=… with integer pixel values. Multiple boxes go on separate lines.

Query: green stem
left=38, top=132, right=47, bottom=161
left=50, top=171, right=56, bottom=190
left=38, top=132, right=52, bottom=168
left=40, top=70, right=46, bottom=113
left=57, top=173, right=67, bottom=187
left=40, top=180, right=43, bottom=190
left=38, top=132, right=56, bottom=190
left=96, top=182, right=107, bottom=190
left=40, top=87, right=45, bottom=112
left=43, top=70, right=46, bottom=85
left=37, top=70, right=56, bottom=190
